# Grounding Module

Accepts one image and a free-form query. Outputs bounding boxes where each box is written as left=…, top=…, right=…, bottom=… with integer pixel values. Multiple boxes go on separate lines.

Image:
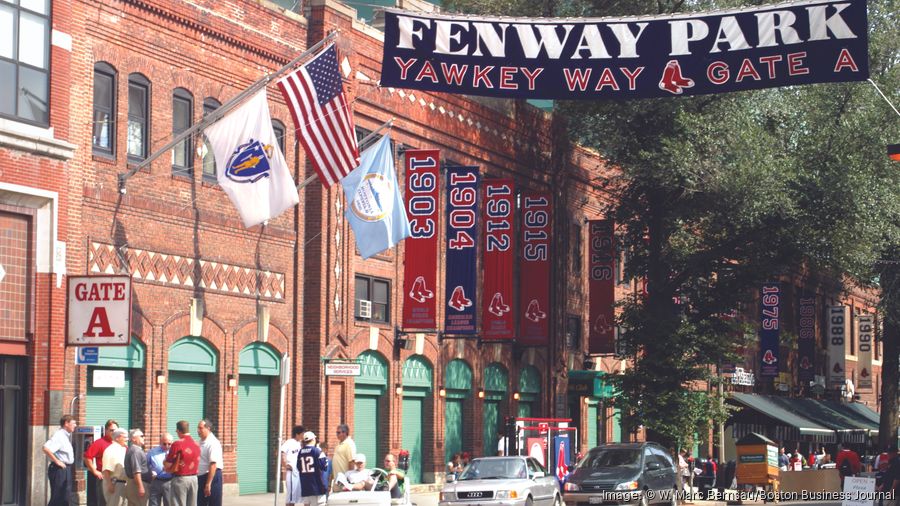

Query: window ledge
left=0, top=118, right=77, bottom=160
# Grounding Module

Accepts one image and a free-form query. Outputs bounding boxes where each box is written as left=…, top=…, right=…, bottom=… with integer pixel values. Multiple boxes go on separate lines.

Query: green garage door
left=445, top=360, right=472, bottom=462
left=238, top=375, right=270, bottom=494
left=401, top=397, right=423, bottom=483
left=483, top=363, right=508, bottom=457
left=612, top=408, right=622, bottom=442
left=167, top=371, right=206, bottom=436
left=445, top=399, right=464, bottom=461
left=587, top=403, right=598, bottom=449
left=483, top=401, right=499, bottom=456
left=517, top=402, right=532, bottom=420
left=86, top=368, right=132, bottom=429
left=354, top=395, right=379, bottom=463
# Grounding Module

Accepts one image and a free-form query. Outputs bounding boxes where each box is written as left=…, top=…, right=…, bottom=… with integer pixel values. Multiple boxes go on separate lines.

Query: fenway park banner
left=381, top=0, right=868, bottom=100
left=483, top=179, right=515, bottom=340
left=759, top=282, right=780, bottom=378
left=402, top=150, right=440, bottom=328
left=797, top=296, right=816, bottom=382
left=519, top=192, right=550, bottom=345
left=444, top=167, right=480, bottom=334
left=588, top=220, right=616, bottom=354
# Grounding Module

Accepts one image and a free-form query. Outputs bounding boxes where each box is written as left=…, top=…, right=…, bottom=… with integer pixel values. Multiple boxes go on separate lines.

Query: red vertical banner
left=588, top=220, right=616, bottom=354
left=519, top=192, right=550, bottom=345
left=482, top=179, right=515, bottom=340
left=402, top=150, right=440, bottom=328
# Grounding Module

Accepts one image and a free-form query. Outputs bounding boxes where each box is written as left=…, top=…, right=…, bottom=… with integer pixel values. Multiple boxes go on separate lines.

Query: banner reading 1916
left=402, top=150, right=440, bottom=329
left=759, top=282, right=780, bottom=378
left=381, top=0, right=868, bottom=101
left=483, top=179, right=515, bottom=340
left=588, top=220, right=616, bottom=354
left=444, top=167, right=480, bottom=334
left=519, top=192, right=550, bottom=345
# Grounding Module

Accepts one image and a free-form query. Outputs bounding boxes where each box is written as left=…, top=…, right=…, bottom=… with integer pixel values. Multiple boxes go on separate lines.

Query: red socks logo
left=448, top=286, right=472, bottom=311
left=593, top=314, right=613, bottom=334
left=799, top=356, right=812, bottom=369
left=408, top=276, right=434, bottom=303
left=762, top=349, right=777, bottom=364
left=524, top=299, right=546, bottom=323
left=488, top=292, right=510, bottom=317
left=832, top=362, right=844, bottom=374
left=659, top=60, right=695, bottom=95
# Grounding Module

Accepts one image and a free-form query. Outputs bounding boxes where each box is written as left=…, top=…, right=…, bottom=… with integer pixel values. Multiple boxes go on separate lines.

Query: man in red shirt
left=83, top=420, right=119, bottom=506
left=165, top=420, right=201, bottom=506
left=836, top=442, right=861, bottom=485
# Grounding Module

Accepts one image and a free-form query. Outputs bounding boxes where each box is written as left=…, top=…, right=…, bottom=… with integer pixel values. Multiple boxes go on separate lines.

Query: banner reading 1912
left=381, top=0, right=868, bottom=100
left=483, top=179, right=515, bottom=340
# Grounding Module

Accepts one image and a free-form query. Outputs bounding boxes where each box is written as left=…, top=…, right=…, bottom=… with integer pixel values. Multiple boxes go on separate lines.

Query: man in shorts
left=298, top=432, right=329, bottom=505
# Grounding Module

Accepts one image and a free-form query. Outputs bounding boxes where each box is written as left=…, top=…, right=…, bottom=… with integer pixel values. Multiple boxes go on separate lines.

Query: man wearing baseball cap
left=298, top=432, right=328, bottom=505
left=343, top=454, right=374, bottom=491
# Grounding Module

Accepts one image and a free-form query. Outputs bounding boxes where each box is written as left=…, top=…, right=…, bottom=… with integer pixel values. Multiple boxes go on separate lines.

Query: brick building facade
left=0, top=0, right=887, bottom=503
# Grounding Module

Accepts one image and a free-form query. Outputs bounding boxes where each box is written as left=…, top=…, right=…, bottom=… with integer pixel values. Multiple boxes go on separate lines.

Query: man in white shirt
left=281, top=426, right=305, bottom=506
left=340, top=454, right=374, bottom=491
left=43, top=415, right=77, bottom=506
left=102, top=429, right=130, bottom=506
left=497, top=433, right=508, bottom=456
left=197, top=419, right=223, bottom=506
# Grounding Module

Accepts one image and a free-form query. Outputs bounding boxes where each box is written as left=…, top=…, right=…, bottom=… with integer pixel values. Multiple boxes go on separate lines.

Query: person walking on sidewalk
left=836, top=442, right=861, bottom=486
left=43, top=415, right=77, bottom=506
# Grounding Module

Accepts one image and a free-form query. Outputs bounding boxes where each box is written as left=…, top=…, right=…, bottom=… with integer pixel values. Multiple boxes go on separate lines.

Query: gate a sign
left=67, top=275, right=132, bottom=346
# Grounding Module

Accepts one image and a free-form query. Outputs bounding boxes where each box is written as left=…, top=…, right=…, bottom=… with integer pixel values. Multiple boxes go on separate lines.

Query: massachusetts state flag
left=341, top=134, right=410, bottom=259
left=203, top=90, right=299, bottom=228
left=277, top=43, right=359, bottom=188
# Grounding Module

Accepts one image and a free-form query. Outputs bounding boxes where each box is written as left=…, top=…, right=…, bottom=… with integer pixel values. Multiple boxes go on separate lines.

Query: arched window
left=92, top=62, right=117, bottom=156
left=127, top=73, right=150, bottom=161
left=172, top=88, right=193, bottom=175
left=201, top=98, right=221, bottom=183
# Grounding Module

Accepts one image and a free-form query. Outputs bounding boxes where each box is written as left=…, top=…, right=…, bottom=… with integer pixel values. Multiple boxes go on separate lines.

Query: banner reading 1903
left=402, top=150, right=440, bottom=329
left=444, top=167, right=480, bottom=334
left=381, top=0, right=868, bottom=101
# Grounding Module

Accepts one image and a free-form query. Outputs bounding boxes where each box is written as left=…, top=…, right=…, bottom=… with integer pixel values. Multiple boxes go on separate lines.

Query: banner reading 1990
left=519, top=192, right=550, bottom=345
left=759, top=282, right=780, bottom=378
left=483, top=179, right=515, bottom=340
left=402, top=150, right=440, bottom=329
left=444, top=167, right=480, bottom=334
left=381, top=0, right=868, bottom=101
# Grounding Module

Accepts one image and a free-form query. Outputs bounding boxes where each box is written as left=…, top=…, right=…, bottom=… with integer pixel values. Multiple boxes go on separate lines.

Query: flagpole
left=117, top=30, right=340, bottom=193
left=295, top=117, right=394, bottom=190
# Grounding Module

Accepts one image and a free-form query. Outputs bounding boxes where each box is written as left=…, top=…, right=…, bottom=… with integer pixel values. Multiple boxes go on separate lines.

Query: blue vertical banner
left=553, top=435, right=570, bottom=484
left=444, top=167, right=480, bottom=334
left=759, top=282, right=780, bottom=377
left=797, top=297, right=816, bottom=383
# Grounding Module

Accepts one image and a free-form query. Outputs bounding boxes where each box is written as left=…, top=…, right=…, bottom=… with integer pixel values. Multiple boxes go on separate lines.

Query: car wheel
left=640, top=491, right=650, bottom=506
left=525, top=496, right=534, bottom=506
left=553, top=494, right=562, bottom=506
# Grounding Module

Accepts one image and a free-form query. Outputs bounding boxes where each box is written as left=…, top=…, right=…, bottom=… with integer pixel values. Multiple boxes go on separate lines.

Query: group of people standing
left=280, top=423, right=405, bottom=506
left=42, top=415, right=225, bottom=506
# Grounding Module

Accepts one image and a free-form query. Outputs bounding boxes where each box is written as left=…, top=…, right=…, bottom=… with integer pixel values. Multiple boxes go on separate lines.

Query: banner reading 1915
left=519, top=192, right=550, bottom=345
left=402, top=149, right=440, bottom=329
left=381, top=0, right=868, bottom=101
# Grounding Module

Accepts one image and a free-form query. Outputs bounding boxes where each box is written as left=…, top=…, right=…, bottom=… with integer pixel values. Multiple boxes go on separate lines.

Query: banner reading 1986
left=519, top=192, right=550, bottom=345
left=483, top=179, right=515, bottom=340
left=444, top=167, right=480, bottom=334
left=588, top=220, right=616, bottom=354
left=381, top=0, right=868, bottom=101
left=759, top=282, right=780, bottom=378
left=797, top=297, right=816, bottom=383
left=402, top=150, right=440, bottom=329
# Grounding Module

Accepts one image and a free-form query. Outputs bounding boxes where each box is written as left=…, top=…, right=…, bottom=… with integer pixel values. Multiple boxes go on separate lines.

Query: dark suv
left=563, top=442, right=679, bottom=506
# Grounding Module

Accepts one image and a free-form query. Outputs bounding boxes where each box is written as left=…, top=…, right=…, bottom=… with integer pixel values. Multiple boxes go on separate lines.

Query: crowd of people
left=42, top=416, right=225, bottom=506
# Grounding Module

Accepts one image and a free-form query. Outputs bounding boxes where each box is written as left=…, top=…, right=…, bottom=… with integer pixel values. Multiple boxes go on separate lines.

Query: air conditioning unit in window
left=358, top=300, right=372, bottom=318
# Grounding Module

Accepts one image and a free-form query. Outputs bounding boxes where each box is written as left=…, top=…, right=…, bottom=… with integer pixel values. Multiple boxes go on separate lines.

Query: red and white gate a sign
left=67, top=275, right=132, bottom=346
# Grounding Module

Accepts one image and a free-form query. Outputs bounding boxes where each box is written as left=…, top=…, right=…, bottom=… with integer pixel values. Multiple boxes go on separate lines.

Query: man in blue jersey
left=298, top=432, right=329, bottom=505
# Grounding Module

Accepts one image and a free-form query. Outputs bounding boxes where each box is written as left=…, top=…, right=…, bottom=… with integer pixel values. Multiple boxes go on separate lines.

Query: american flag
left=277, top=43, right=360, bottom=189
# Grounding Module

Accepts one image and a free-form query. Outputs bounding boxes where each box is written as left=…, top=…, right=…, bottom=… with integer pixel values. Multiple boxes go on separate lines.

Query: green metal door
left=401, top=397, right=423, bottom=483
left=238, top=375, right=270, bottom=494
left=354, top=395, right=379, bottom=463
left=445, top=399, right=464, bottom=462
left=517, top=402, right=532, bottom=420
left=167, top=371, right=206, bottom=436
left=483, top=401, right=499, bottom=457
left=587, top=403, right=598, bottom=449
left=85, top=367, right=132, bottom=429
left=612, top=408, right=622, bottom=442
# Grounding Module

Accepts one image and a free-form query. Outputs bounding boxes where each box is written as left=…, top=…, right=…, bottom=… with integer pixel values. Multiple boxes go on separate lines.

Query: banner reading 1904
left=444, top=167, right=480, bottom=334
left=381, top=0, right=868, bottom=101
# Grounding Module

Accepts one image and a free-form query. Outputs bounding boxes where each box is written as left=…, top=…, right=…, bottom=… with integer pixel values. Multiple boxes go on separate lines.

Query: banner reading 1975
left=483, top=179, right=515, bottom=340
left=759, top=282, right=780, bottom=378
left=519, top=192, right=550, bottom=345
left=444, top=167, right=480, bottom=334
left=402, top=149, right=440, bottom=329
left=381, top=0, right=868, bottom=101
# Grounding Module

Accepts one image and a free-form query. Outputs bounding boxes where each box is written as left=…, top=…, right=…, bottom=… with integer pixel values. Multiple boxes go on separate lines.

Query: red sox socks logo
left=488, top=292, right=510, bottom=317
left=524, top=299, right=546, bottom=323
left=763, top=349, right=777, bottom=364
left=799, top=356, right=812, bottom=369
left=832, top=362, right=843, bottom=374
left=408, top=276, right=434, bottom=303
left=659, top=60, right=695, bottom=95
left=448, top=286, right=472, bottom=311
left=593, top=314, right=613, bottom=334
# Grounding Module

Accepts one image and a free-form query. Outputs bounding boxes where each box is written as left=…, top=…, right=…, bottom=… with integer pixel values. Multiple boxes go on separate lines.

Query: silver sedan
left=439, top=456, right=562, bottom=506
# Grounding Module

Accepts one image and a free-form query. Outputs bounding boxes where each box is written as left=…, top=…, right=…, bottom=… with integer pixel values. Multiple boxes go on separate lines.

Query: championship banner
left=402, top=149, right=440, bottom=328
left=519, top=192, right=551, bottom=345
left=759, top=283, right=780, bottom=378
left=483, top=179, right=515, bottom=340
left=444, top=167, right=480, bottom=334
left=381, top=0, right=869, bottom=101
left=588, top=220, right=616, bottom=354
left=857, top=314, right=874, bottom=390
left=797, top=297, right=816, bottom=383
left=827, top=305, right=848, bottom=386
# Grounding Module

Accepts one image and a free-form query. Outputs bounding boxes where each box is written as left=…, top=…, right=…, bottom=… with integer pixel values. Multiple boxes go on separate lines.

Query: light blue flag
left=341, top=133, right=411, bottom=259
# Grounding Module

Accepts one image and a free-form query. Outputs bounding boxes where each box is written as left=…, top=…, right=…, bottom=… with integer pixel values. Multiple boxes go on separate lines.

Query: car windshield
left=577, top=449, right=641, bottom=469
left=458, top=458, right=528, bottom=480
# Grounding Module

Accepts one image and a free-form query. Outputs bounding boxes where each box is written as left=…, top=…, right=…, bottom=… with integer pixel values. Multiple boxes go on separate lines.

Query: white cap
left=355, top=453, right=366, bottom=463
left=303, top=431, right=317, bottom=442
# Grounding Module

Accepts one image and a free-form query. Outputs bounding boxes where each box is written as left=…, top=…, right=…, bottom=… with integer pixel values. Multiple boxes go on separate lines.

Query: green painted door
left=238, top=375, right=270, bottom=494
left=612, top=408, right=622, bottom=443
left=517, top=402, right=532, bottom=420
left=85, top=367, right=132, bottom=429
left=483, top=401, right=499, bottom=457
left=354, top=395, right=379, bottom=463
left=401, top=397, right=423, bottom=483
left=167, top=371, right=206, bottom=437
left=587, top=404, right=598, bottom=449
left=445, top=399, right=463, bottom=462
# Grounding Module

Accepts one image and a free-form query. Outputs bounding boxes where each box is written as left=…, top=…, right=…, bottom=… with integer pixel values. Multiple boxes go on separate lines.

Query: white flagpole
left=296, top=118, right=394, bottom=190
left=117, top=31, right=340, bottom=192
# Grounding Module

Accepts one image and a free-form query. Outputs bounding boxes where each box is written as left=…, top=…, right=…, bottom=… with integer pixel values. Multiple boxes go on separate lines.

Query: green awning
left=729, top=393, right=834, bottom=435
left=827, top=401, right=880, bottom=435
left=770, top=397, right=871, bottom=434
left=567, top=370, right=613, bottom=398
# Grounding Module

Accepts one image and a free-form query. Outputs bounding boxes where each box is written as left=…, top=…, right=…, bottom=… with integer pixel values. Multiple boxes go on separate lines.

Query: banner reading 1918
left=519, top=192, right=550, bottom=345
left=445, top=167, right=480, bottom=334
left=381, top=0, right=868, bottom=101
left=759, top=282, right=780, bottom=378
left=483, top=179, right=515, bottom=340
left=797, top=297, right=816, bottom=383
left=402, top=150, right=440, bottom=329
left=588, top=220, right=616, bottom=354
